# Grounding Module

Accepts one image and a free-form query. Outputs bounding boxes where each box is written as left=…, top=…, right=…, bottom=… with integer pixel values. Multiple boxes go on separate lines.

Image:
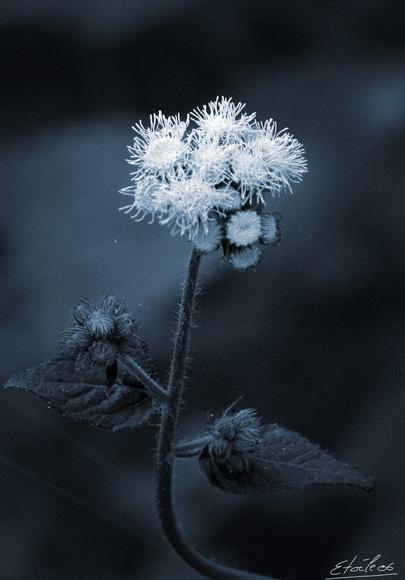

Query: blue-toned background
left=1, top=1, right=404, bottom=579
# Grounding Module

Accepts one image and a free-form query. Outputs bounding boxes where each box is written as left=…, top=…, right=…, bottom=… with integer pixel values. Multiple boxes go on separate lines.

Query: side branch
left=175, top=435, right=212, bottom=458
left=120, top=355, right=169, bottom=403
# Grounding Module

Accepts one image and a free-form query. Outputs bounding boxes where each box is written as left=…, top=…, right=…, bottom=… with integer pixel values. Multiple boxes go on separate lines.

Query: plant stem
left=120, top=356, right=169, bottom=403
left=175, top=435, right=212, bottom=458
left=155, top=247, right=276, bottom=580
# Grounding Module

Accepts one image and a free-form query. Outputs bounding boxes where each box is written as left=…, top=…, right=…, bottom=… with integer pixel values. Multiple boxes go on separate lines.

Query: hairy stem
left=175, top=435, right=212, bottom=458
left=155, top=247, right=275, bottom=580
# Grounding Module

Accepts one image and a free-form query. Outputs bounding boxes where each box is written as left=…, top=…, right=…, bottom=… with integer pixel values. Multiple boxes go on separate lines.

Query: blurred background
left=1, top=1, right=404, bottom=579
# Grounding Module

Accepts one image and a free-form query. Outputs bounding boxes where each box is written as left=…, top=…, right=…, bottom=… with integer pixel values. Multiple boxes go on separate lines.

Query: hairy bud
left=193, top=219, right=223, bottom=254
left=208, top=408, right=263, bottom=473
left=226, top=209, right=262, bottom=247
left=260, top=212, right=282, bottom=246
left=60, top=295, right=143, bottom=371
left=228, top=245, right=261, bottom=270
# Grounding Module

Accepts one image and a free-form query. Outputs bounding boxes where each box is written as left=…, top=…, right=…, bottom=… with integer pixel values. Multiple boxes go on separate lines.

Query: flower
left=230, top=119, right=307, bottom=203
left=216, top=185, right=243, bottom=211
left=226, top=209, right=262, bottom=247
left=191, top=96, right=255, bottom=142
left=187, top=131, right=234, bottom=184
left=253, top=119, right=308, bottom=193
left=119, top=176, right=163, bottom=223
left=230, top=139, right=281, bottom=203
left=150, top=169, right=237, bottom=238
left=60, top=296, right=143, bottom=370
left=127, top=111, right=189, bottom=181
left=208, top=408, right=263, bottom=473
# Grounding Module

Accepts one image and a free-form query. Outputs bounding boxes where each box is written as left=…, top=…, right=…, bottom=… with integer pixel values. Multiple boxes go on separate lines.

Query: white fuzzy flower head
left=230, top=140, right=280, bottom=203
left=191, top=96, right=255, bottom=142
left=217, top=185, right=243, bottom=211
left=119, top=177, right=163, bottom=223
left=254, top=119, right=308, bottom=193
left=155, top=170, right=237, bottom=238
left=120, top=98, right=307, bottom=251
left=226, top=210, right=262, bottom=247
left=188, top=131, right=233, bottom=184
left=127, top=111, right=189, bottom=180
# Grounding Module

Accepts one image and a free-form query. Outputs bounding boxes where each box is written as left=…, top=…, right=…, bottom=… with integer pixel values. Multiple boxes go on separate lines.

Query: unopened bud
left=60, top=295, right=142, bottom=372
left=228, top=245, right=261, bottom=271
left=194, top=219, right=223, bottom=254
left=226, top=210, right=262, bottom=247
left=260, top=212, right=281, bottom=246
left=208, top=408, right=263, bottom=473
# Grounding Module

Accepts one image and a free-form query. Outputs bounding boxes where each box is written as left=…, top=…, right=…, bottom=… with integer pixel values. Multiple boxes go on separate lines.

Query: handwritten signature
left=326, top=554, right=397, bottom=579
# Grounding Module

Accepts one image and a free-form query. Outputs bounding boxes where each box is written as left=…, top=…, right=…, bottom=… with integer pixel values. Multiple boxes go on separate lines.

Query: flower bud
left=114, top=313, right=134, bottom=339
left=228, top=245, right=261, bottom=271
left=89, top=339, right=118, bottom=366
left=85, top=311, right=114, bottom=338
left=193, top=219, right=223, bottom=254
left=226, top=210, right=262, bottom=247
left=72, top=301, right=93, bottom=325
left=260, top=212, right=281, bottom=246
left=208, top=408, right=263, bottom=473
left=60, top=295, right=143, bottom=372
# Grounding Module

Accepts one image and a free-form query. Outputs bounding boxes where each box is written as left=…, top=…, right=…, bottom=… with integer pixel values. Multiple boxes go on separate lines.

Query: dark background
left=1, top=1, right=404, bottom=579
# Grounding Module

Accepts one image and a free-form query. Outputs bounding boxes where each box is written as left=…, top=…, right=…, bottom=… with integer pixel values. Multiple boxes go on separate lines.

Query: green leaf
left=199, top=423, right=374, bottom=494
left=3, top=354, right=154, bottom=431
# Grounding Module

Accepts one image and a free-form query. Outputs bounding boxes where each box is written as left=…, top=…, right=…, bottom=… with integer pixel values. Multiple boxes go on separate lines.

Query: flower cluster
left=60, top=295, right=143, bottom=371
left=120, top=96, right=306, bottom=269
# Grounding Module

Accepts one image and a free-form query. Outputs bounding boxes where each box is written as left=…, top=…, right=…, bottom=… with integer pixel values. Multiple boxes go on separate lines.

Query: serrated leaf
left=3, top=354, right=154, bottom=431
left=199, top=423, right=374, bottom=494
